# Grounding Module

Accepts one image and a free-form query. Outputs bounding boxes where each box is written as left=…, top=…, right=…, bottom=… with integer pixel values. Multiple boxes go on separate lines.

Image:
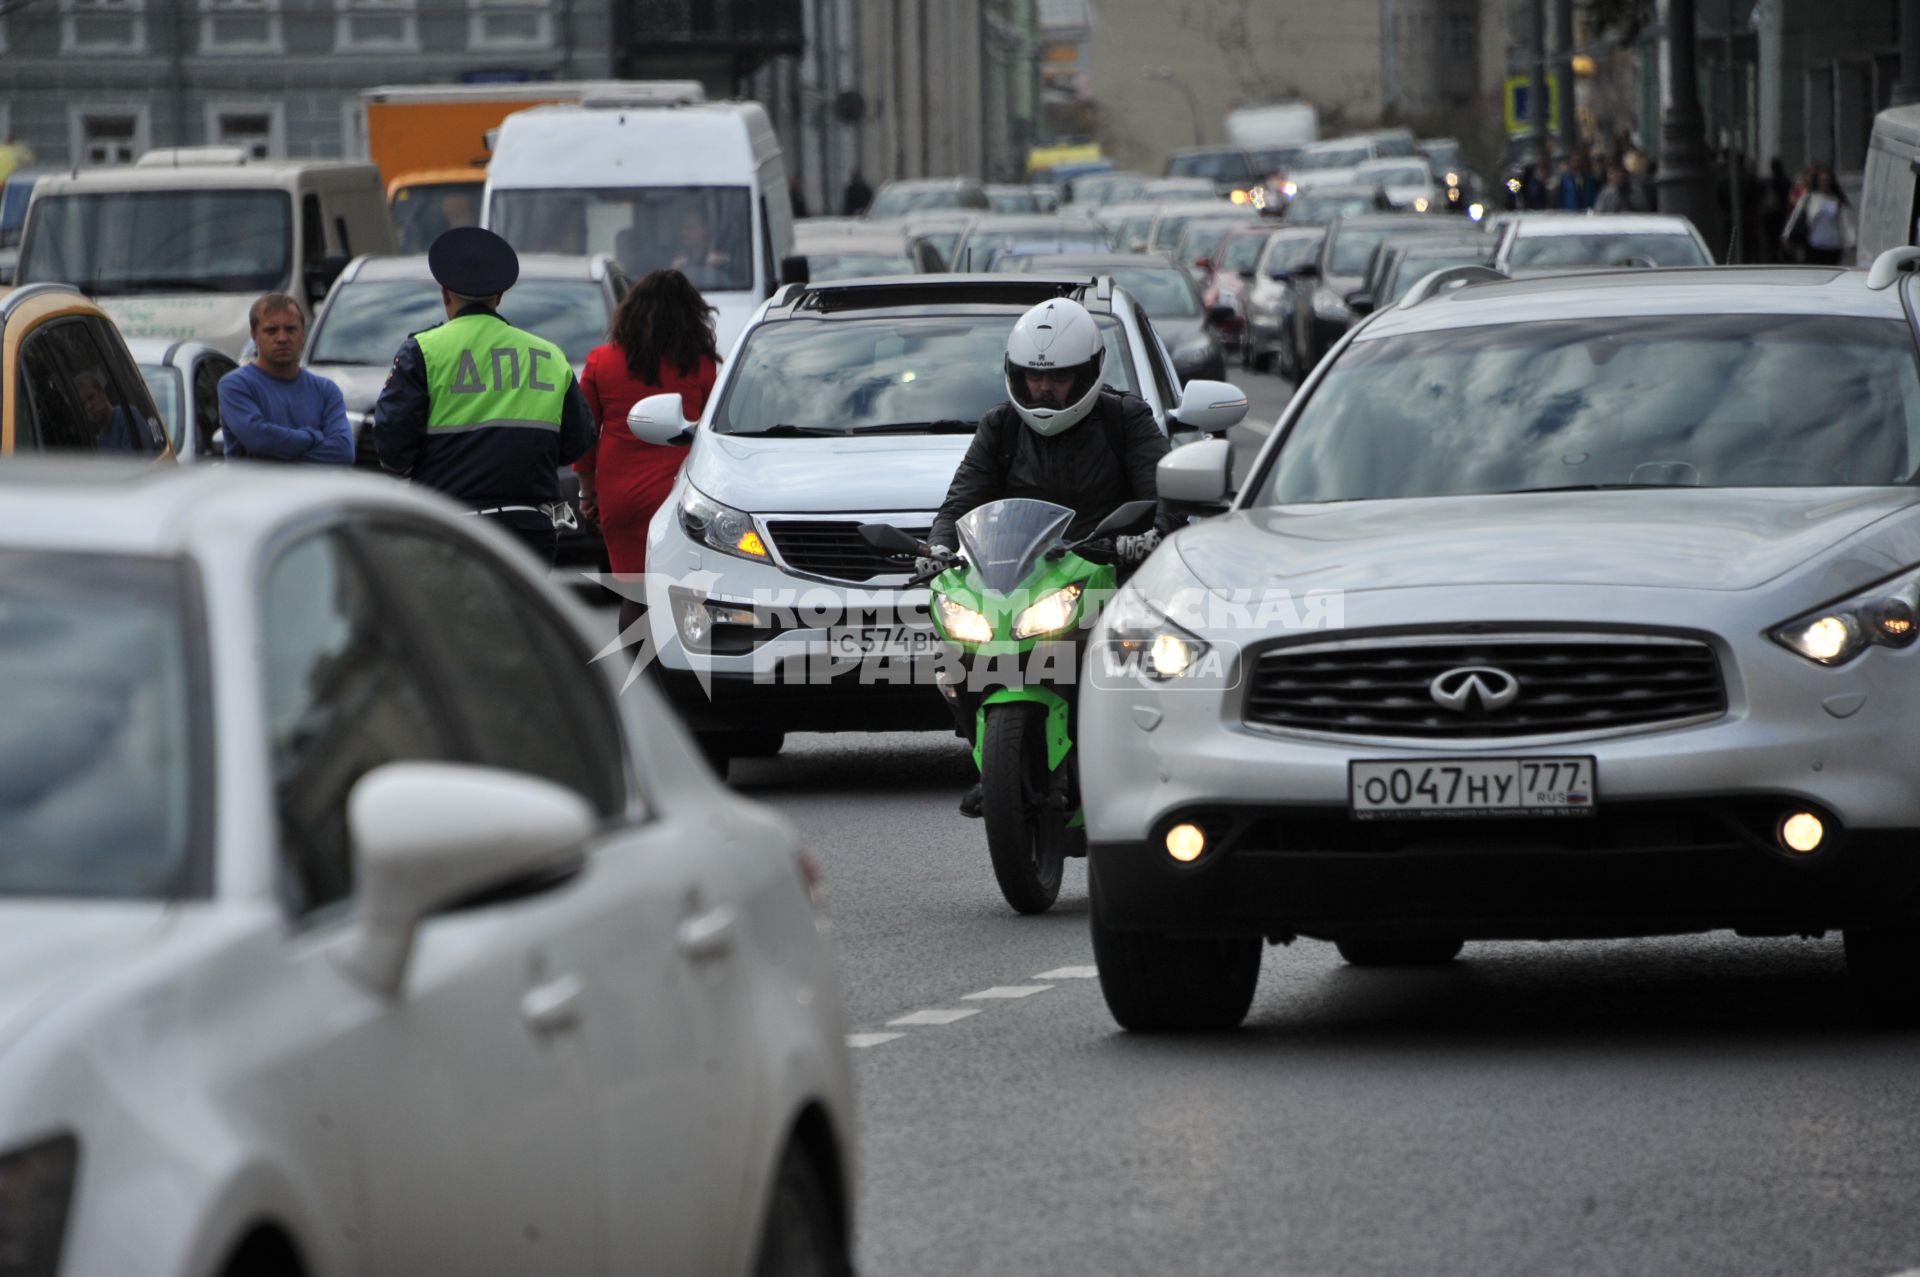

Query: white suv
left=632, top=272, right=1249, bottom=775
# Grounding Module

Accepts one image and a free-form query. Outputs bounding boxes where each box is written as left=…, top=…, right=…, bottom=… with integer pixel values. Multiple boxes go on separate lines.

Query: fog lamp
left=1779, top=811, right=1825, bottom=854
left=1166, top=823, right=1206, bottom=862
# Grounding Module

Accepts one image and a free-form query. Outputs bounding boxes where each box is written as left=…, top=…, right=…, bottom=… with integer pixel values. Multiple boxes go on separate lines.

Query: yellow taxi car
left=1, top=282, right=173, bottom=458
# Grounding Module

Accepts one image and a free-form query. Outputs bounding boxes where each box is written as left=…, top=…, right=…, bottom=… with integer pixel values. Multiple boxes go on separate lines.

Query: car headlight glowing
left=1772, top=570, right=1920, bottom=665
left=1468, top=202, right=1486, bottom=221
left=1013, top=582, right=1084, bottom=638
left=1282, top=180, right=1299, bottom=198
left=0, top=1133, right=79, bottom=1277
left=1105, top=589, right=1210, bottom=680
left=1413, top=196, right=1431, bottom=212
left=679, top=486, right=769, bottom=561
left=936, top=595, right=994, bottom=644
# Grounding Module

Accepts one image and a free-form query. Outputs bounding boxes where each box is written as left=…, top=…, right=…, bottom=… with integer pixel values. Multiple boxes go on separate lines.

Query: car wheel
left=1089, top=862, right=1260, bottom=1031
left=752, top=1141, right=848, bottom=1277
left=1844, top=925, right=1920, bottom=1023
left=1334, top=937, right=1465, bottom=967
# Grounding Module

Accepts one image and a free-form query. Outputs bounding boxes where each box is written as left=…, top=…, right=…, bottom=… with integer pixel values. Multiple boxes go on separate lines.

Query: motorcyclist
left=923, top=296, right=1175, bottom=817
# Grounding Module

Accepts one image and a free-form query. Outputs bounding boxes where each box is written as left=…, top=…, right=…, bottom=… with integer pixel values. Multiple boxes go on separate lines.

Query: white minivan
left=484, top=96, right=793, bottom=354
left=15, top=149, right=394, bottom=358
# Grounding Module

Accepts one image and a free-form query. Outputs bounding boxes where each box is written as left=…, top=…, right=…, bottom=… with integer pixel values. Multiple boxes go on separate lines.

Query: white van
left=483, top=97, right=792, bottom=353
left=14, top=149, right=393, bottom=357
left=1857, top=104, right=1920, bottom=265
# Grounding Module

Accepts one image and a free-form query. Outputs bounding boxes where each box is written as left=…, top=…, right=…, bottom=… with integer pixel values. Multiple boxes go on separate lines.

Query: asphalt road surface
left=597, top=371, right=1920, bottom=1275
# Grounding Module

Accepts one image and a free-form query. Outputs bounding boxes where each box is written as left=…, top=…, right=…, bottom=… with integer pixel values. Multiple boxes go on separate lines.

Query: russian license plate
left=1349, top=757, right=1596, bottom=820
left=825, top=624, right=940, bottom=658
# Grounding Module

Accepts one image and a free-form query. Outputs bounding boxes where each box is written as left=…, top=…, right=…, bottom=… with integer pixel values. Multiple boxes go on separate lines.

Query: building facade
left=0, top=0, right=614, bottom=167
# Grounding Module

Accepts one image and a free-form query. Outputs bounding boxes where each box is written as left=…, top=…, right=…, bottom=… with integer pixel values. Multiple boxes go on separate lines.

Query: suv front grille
left=1244, top=636, right=1725, bottom=739
left=765, top=519, right=932, bottom=582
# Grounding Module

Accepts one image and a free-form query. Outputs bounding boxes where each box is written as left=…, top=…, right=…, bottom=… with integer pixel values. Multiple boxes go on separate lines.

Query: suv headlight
left=1771, top=568, right=1920, bottom=666
left=1103, top=589, right=1209, bottom=679
left=1013, top=582, right=1085, bottom=639
left=679, top=486, right=769, bottom=562
left=0, top=1133, right=78, bottom=1277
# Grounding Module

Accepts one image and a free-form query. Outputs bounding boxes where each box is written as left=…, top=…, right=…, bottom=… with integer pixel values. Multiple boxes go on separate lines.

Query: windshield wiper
left=856, top=420, right=978, bottom=435
left=101, top=277, right=230, bottom=294
left=1493, top=483, right=1695, bottom=495
left=729, top=423, right=844, bottom=438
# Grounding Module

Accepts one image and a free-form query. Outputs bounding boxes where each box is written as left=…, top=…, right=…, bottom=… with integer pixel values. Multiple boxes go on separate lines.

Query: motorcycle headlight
left=679, top=486, right=769, bottom=562
left=1312, top=288, right=1349, bottom=319
left=936, top=595, right=994, bottom=645
left=0, top=1133, right=78, bottom=1277
left=1103, top=589, right=1209, bottom=680
left=1772, top=568, right=1920, bottom=666
left=1013, top=582, right=1085, bottom=639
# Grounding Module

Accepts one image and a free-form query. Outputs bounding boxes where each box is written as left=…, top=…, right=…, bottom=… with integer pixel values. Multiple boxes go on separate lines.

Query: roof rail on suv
left=789, top=274, right=1097, bottom=313
left=1400, top=264, right=1509, bottom=308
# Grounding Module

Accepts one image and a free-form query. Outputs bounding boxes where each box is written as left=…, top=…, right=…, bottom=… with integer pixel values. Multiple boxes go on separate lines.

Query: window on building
left=200, top=0, right=280, bottom=51
left=70, top=108, right=149, bottom=166
left=206, top=105, right=283, bottom=159
left=468, top=0, right=550, bottom=50
left=336, top=0, right=416, bottom=50
left=62, top=0, right=146, bottom=52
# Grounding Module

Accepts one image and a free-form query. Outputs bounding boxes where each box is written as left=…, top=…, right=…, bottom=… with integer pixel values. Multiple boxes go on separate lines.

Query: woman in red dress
left=576, top=269, right=720, bottom=636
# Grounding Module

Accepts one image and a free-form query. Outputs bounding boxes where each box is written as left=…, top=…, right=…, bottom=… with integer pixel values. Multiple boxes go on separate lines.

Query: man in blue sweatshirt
left=217, top=293, right=355, bottom=464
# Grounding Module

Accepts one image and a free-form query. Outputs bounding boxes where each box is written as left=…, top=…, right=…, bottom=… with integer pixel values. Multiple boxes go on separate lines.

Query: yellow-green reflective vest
left=417, top=312, right=571, bottom=435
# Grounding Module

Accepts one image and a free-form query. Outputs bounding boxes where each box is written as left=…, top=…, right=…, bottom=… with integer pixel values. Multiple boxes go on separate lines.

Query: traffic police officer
left=373, top=226, right=596, bottom=562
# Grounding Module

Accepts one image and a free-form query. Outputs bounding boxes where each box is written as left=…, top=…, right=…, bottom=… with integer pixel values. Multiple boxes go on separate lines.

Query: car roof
left=794, top=233, right=915, bottom=254
left=1327, top=212, right=1423, bottom=231
left=341, top=252, right=617, bottom=282
left=766, top=272, right=1114, bottom=319
left=1510, top=214, right=1701, bottom=238
left=123, top=337, right=231, bottom=365
left=1359, top=267, right=1904, bottom=339
left=1014, top=253, right=1183, bottom=270
left=0, top=458, right=443, bottom=556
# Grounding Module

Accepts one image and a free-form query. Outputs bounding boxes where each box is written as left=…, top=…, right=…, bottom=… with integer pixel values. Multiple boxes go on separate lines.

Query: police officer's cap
left=428, top=226, right=519, bottom=298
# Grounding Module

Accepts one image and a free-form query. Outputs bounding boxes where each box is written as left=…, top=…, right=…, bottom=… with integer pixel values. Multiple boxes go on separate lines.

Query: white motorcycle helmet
left=1004, top=297, right=1106, bottom=437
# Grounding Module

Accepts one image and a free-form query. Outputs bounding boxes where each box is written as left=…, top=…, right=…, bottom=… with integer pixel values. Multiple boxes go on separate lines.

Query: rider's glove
left=914, top=544, right=958, bottom=577
left=1115, top=529, right=1161, bottom=565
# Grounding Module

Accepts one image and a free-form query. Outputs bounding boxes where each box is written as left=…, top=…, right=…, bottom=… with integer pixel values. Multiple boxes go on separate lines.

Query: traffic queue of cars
left=6, top=95, right=1919, bottom=1273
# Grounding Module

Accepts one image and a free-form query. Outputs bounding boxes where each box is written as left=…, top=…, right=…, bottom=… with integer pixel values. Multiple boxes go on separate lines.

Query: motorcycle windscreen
left=955, top=499, right=1076, bottom=594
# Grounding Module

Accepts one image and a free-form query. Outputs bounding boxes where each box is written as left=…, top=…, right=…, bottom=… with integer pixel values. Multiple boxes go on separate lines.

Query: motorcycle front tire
left=980, top=702, right=1069, bottom=915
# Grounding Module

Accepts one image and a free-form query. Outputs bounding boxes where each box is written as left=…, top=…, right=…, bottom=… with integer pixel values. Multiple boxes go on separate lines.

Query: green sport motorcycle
left=863, top=497, right=1155, bottom=914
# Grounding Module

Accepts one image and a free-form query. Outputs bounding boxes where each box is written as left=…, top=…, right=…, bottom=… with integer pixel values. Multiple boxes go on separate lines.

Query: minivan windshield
left=490, top=186, right=752, bottom=292
left=0, top=551, right=203, bottom=899
left=308, top=279, right=611, bottom=367
left=18, top=190, right=292, bottom=294
left=714, top=314, right=1136, bottom=435
left=1258, top=315, right=1920, bottom=503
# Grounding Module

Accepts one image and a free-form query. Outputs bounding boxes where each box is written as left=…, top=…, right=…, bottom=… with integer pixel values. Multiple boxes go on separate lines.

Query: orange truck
left=358, top=81, right=705, bottom=252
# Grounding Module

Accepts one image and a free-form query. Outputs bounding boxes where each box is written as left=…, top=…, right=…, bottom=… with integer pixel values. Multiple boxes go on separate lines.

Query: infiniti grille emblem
left=1430, top=666, right=1521, bottom=713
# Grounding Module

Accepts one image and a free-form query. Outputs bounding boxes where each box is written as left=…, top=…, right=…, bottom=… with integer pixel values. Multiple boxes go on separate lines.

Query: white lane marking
left=846, top=1032, right=905, bottom=1049
left=963, top=985, right=1053, bottom=1000
left=1034, top=966, right=1098, bottom=979
left=887, top=1008, right=980, bottom=1027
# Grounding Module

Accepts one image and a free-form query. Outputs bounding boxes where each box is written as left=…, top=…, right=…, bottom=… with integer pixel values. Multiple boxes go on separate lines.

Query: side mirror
left=628, top=392, right=695, bottom=446
left=335, top=763, right=592, bottom=999
left=304, top=253, right=350, bottom=305
left=1169, top=379, right=1249, bottom=434
left=1267, top=267, right=1294, bottom=282
left=1206, top=303, right=1237, bottom=326
left=1345, top=289, right=1374, bottom=316
left=858, top=521, right=923, bottom=554
left=1157, top=436, right=1233, bottom=510
left=1193, top=256, right=1212, bottom=272
left=1238, top=268, right=1255, bottom=280
left=1087, top=498, right=1157, bottom=539
left=1291, top=261, right=1320, bottom=280
left=780, top=254, right=811, bottom=286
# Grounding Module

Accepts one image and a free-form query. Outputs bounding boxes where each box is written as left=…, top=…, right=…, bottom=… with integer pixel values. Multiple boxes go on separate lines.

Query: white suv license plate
left=1349, top=757, right=1596, bottom=821
left=825, top=625, right=941, bottom=658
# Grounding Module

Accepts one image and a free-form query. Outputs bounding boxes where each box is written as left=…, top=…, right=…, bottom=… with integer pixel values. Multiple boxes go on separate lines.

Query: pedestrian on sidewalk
left=218, top=294, right=355, bottom=464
